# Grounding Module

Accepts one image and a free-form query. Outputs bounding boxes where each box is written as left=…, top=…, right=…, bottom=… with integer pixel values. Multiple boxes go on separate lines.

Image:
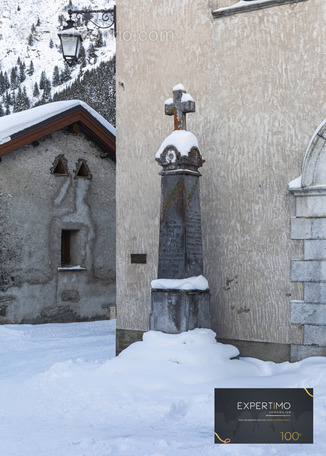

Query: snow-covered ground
left=1, top=320, right=326, bottom=455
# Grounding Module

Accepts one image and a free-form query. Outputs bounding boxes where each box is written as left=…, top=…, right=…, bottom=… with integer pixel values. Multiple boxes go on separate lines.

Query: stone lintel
left=291, top=300, right=326, bottom=325
left=150, top=289, right=211, bottom=334
left=291, top=217, right=326, bottom=240
left=291, top=260, right=326, bottom=282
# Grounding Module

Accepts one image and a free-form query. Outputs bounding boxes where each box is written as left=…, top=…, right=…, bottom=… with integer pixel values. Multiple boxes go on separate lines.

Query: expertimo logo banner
left=214, top=388, right=313, bottom=444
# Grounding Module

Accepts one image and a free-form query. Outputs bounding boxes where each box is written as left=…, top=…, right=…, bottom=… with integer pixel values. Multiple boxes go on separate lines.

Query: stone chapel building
left=116, top=0, right=326, bottom=361
left=0, top=100, right=116, bottom=324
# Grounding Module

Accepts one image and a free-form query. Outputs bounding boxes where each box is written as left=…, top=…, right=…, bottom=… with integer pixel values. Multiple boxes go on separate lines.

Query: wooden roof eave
left=0, top=106, right=116, bottom=160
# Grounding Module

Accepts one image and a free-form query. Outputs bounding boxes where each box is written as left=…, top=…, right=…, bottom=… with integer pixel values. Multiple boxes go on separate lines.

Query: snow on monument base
left=150, top=289, right=211, bottom=334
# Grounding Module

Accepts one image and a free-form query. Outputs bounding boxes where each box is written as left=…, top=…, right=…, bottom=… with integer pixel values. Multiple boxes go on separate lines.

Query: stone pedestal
left=150, top=289, right=211, bottom=333
left=150, top=85, right=211, bottom=333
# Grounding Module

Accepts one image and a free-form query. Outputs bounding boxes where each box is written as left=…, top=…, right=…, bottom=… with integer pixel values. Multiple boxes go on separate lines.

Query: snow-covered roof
left=0, top=100, right=116, bottom=160
left=0, top=100, right=115, bottom=146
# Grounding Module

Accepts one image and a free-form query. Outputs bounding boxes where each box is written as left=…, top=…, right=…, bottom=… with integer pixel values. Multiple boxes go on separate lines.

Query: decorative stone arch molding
left=289, top=118, right=326, bottom=361
left=301, top=120, right=326, bottom=188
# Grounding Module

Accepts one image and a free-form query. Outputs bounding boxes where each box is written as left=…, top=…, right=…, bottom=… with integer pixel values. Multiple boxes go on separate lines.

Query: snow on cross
left=164, top=84, right=196, bottom=131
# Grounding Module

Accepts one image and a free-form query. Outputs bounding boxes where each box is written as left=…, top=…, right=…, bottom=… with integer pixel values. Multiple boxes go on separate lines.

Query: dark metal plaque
left=130, top=254, right=147, bottom=264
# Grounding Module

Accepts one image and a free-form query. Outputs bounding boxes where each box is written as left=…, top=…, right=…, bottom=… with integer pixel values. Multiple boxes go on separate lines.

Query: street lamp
left=58, top=17, right=83, bottom=65
left=58, top=6, right=116, bottom=65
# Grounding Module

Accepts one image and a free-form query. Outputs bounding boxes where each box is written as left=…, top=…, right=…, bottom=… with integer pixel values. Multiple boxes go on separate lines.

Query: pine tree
left=60, top=63, right=72, bottom=84
left=19, top=61, right=26, bottom=83
left=52, top=66, right=60, bottom=87
left=0, top=71, right=5, bottom=96
left=33, top=81, right=40, bottom=97
left=5, top=103, right=10, bottom=115
left=28, top=34, right=34, bottom=46
left=11, top=92, right=16, bottom=108
left=22, top=87, right=30, bottom=110
left=49, top=38, right=54, bottom=49
left=78, top=44, right=86, bottom=68
left=53, top=56, right=116, bottom=126
left=4, top=91, right=12, bottom=106
left=0, top=102, right=4, bottom=117
left=42, top=79, right=52, bottom=103
left=10, top=67, right=19, bottom=90
left=95, top=31, right=104, bottom=48
left=13, top=87, right=23, bottom=113
left=39, top=71, right=47, bottom=90
left=17, top=5, right=21, bottom=11
left=87, top=43, right=97, bottom=64
left=31, top=23, right=36, bottom=33
left=4, top=72, right=10, bottom=91
left=36, top=17, right=41, bottom=26
left=27, top=60, right=34, bottom=76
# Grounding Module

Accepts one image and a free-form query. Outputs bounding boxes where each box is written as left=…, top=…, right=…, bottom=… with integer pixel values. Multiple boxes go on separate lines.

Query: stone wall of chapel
left=0, top=129, right=116, bottom=323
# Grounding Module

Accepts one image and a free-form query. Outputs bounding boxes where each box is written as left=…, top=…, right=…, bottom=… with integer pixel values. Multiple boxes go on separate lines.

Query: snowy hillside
left=0, top=0, right=115, bottom=115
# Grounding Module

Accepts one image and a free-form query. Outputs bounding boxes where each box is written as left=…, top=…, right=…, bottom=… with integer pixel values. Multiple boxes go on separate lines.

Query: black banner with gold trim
left=214, top=388, right=313, bottom=444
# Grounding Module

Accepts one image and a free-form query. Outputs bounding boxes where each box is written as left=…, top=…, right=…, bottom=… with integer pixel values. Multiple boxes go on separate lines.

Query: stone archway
left=289, top=118, right=326, bottom=361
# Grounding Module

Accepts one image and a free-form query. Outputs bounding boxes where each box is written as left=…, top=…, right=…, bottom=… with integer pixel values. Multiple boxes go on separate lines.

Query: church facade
left=0, top=101, right=116, bottom=324
left=116, top=0, right=326, bottom=361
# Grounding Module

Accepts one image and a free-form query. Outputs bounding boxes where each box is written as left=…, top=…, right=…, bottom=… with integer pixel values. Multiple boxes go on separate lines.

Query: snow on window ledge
left=212, top=0, right=308, bottom=18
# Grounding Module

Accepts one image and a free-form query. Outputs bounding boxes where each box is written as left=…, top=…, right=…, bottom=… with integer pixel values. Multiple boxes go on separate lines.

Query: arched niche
left=301, top=119, right=326, bottom=188
left=288, top=118, right=326, bottom=361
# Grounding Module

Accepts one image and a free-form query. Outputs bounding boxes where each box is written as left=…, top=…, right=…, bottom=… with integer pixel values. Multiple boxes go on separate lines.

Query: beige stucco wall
left=116, top=0, right=326, bottom=348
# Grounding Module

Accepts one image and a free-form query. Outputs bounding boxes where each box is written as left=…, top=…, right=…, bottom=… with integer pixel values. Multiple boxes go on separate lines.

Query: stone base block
left=291, top=344, right=326, bottom=362
left=150, top=288, right=211, bottom=333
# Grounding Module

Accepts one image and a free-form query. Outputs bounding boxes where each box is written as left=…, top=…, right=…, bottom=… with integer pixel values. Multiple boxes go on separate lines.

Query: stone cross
left=150, top=85, right=211, bottom=334
left=165, top=84, right=196, bottom=131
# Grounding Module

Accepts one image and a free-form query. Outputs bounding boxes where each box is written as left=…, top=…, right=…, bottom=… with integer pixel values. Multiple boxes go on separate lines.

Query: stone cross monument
left=164, top=83, right=196, bottom=131
left=149, top=84, right=211, bottom=333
